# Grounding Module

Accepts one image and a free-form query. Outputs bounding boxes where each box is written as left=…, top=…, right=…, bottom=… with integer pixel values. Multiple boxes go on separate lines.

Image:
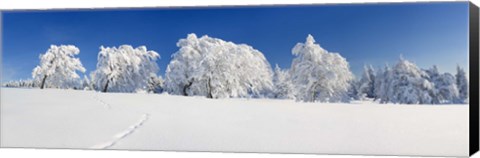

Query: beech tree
left=289, top=34, right=353, bottom=102
left=165, top=33, right=273, bottom=99
left=91, top=45, right=160, bottom=93
left=32, top=45, right=86, bottom=89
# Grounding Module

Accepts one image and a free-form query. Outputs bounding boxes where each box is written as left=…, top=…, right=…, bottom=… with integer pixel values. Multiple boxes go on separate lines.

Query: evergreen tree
left=456, top=66, right=469, bottom=103
left=357, top=65, right=376, bottom=99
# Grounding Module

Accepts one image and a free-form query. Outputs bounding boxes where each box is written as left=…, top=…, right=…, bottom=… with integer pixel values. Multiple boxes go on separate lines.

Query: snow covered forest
left=2, top=34, right=469, bottom=104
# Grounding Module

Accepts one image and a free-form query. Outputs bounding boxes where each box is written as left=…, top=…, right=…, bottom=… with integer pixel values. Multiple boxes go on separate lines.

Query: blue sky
left=1, top=2, right=469, bottom=82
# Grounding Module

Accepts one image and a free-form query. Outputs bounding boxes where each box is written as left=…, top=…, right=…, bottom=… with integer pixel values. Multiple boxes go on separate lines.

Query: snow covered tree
left=165, top=33, right=273, bottom=99
left=81, top=75, right=93, bottom=90
left=347, top=79, right=360, bottom=100
left=373, top=62, right=463, bottom=104
left=3, top=79, right=35, bottom=88
left=423, top=65, right=441, bottom=103
left=147, top=75, right=164, bottom=93
left=456, top=65, right=469, bottom=103
left=32, top=45, right=86, bottom=89
left=272, top=64, right=295, bottom=99
left=289, top=34, right=354, bottom=102
left=373, top=65, right=389, bottom=102
left=425, top=65, right=458, bottom=104
left=379, top=58, right=435, bottom=104
left=425, top=65, right=440, bottom=81
left=357, top=64, right=376, bottom=99
left=91, top=45, right=160, bottom=93
left=425, top=65, right=461, bottom=104
left=432, top=72, right=459, bottom=104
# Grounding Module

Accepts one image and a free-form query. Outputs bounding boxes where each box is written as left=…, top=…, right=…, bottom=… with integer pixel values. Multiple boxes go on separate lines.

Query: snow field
left=1, top=88, right=469, bottom=156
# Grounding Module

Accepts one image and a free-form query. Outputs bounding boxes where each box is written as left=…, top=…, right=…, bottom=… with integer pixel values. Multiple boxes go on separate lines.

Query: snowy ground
left=0, top=88, right=469, bottom=157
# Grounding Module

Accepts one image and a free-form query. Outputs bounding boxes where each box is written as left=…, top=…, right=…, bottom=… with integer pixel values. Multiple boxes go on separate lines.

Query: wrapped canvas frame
left=1, top=1, right=479, bottom=157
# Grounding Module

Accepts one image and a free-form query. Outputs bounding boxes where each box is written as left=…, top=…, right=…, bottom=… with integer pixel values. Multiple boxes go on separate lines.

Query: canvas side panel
left=469, top=1, right=479, bottom=156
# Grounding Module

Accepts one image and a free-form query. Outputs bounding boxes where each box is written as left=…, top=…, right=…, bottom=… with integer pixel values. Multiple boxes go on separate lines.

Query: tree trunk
left=40, top=75, right=48, bottom=89
left=207, top=78, right=213, bottom=99
left=183, top=80, right=193, bottom=96
left=102, top=80, right=110, bottom=93
left=311, top=82, right=319, bottom=102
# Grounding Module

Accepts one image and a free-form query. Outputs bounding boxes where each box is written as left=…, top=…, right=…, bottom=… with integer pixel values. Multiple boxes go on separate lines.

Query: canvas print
left=0, top=1, right=477, bottom=157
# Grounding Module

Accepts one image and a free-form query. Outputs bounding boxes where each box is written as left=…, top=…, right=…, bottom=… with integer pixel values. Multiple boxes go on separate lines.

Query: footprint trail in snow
left=93, top=93, right=112, bottom=110
left=91, top=113, right=150, bottom=149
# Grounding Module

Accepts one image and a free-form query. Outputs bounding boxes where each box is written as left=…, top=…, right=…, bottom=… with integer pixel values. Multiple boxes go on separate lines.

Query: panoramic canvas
left=0, top=1, right=476, bottom=157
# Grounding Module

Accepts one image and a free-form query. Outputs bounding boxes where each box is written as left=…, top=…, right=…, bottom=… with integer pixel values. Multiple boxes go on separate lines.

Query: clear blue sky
left=1, top=2, right=469, bottom=82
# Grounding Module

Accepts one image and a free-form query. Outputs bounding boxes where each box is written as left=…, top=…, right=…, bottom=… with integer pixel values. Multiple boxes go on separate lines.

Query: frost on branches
left=32, top=45, right=86, bottom=89
left=272, top=65, right=295, bottom=99
left=165, top=33, right=273, bottom=99
left=289, top=35, right=354, bottom=102
left=91, top=45, right=160, bottom=93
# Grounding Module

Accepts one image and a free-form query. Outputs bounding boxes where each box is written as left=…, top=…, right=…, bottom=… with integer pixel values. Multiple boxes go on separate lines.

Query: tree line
left=3, top=33, right=469, bottom=104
